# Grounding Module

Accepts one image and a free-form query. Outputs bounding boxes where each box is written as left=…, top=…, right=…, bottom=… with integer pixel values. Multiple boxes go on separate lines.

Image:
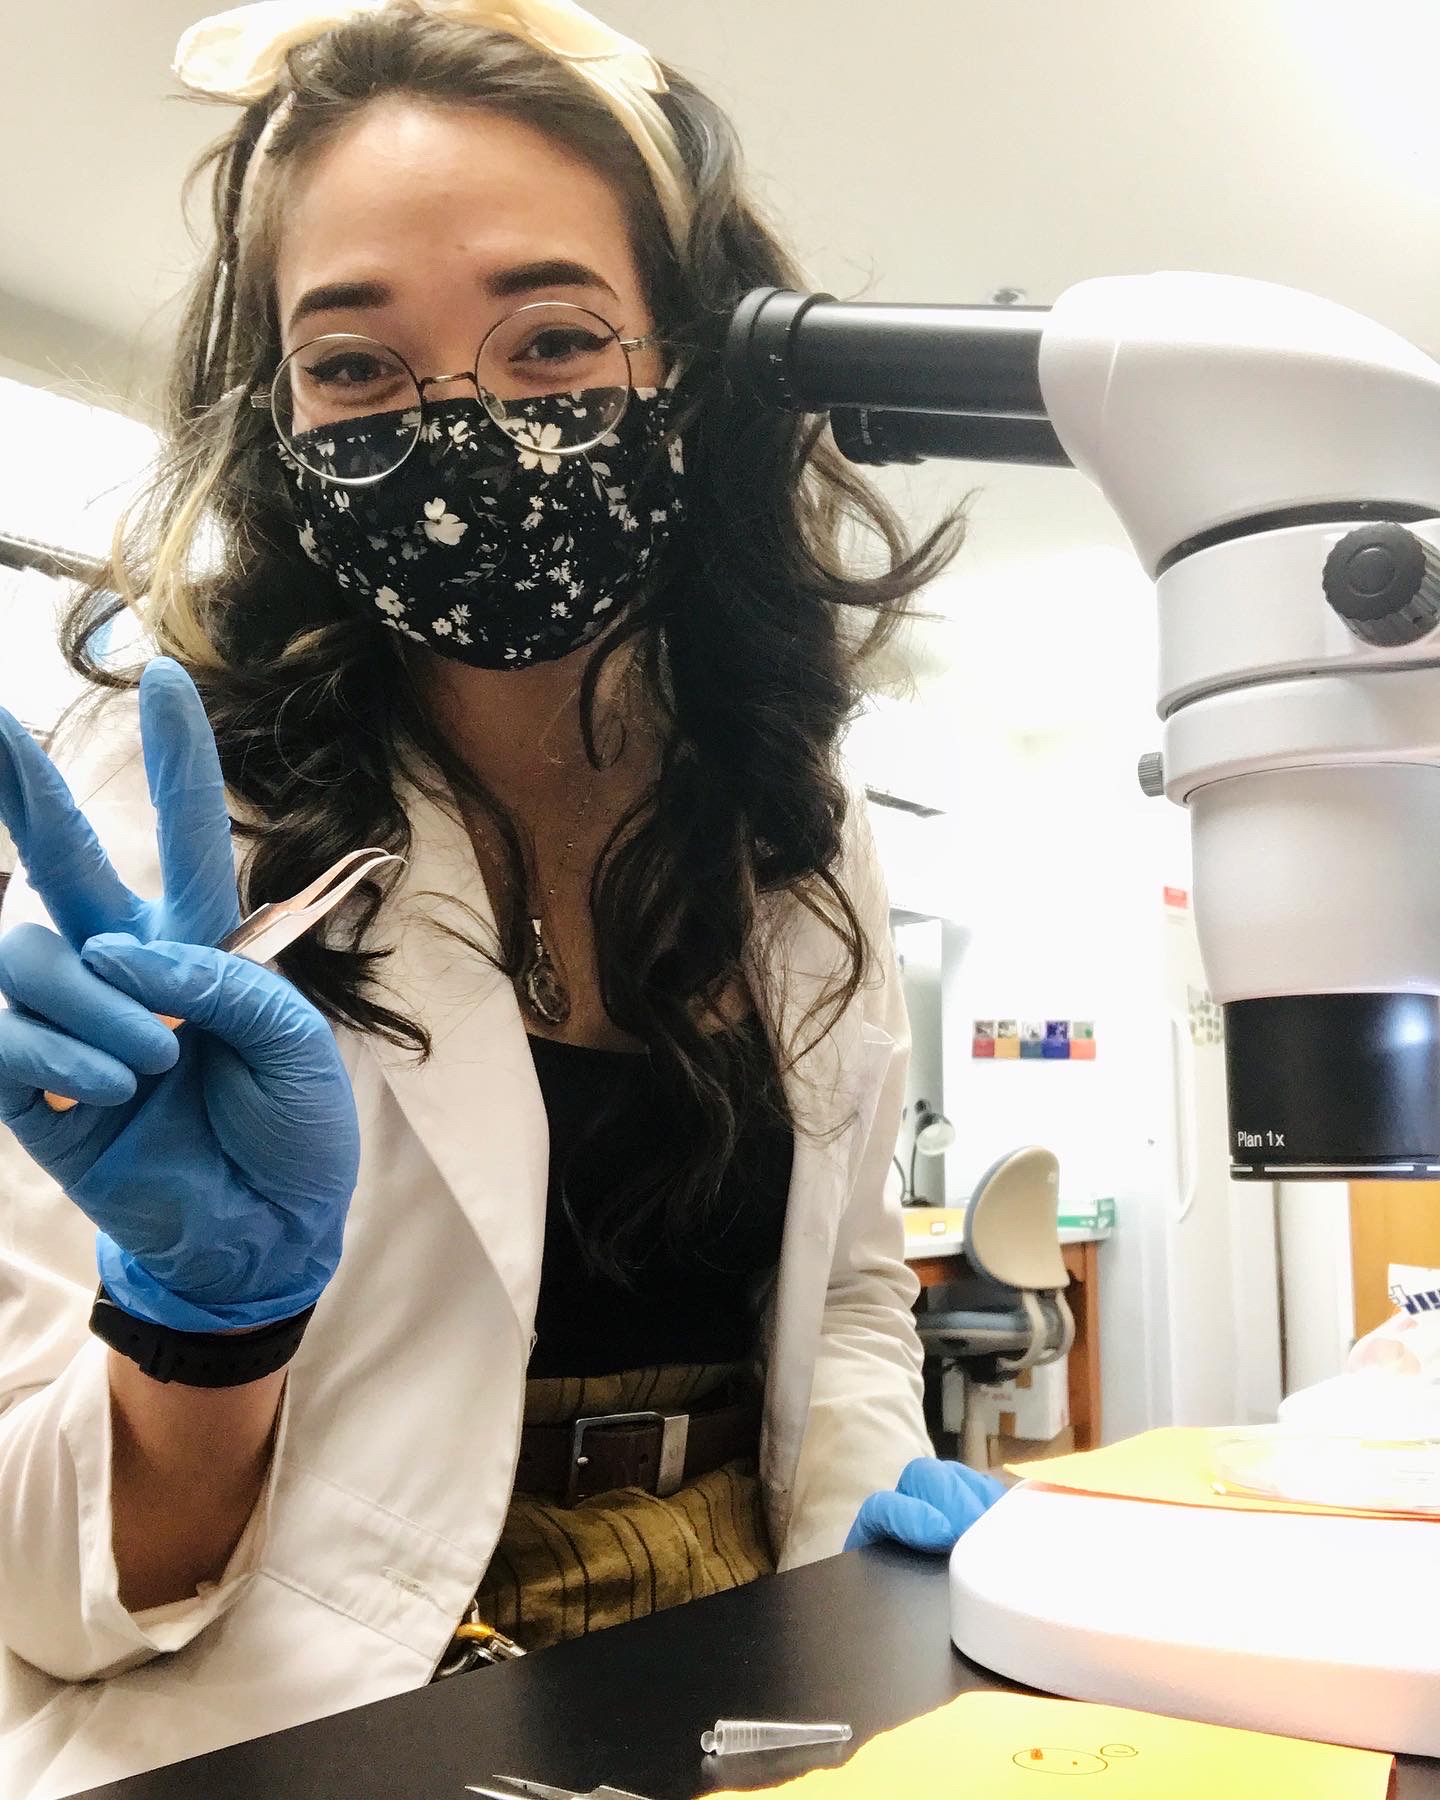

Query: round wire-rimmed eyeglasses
left=248, top=300, right=667, bottom=487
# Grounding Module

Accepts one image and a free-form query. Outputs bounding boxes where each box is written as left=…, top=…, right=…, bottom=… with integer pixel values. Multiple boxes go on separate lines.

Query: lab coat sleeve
left=778, top=797, right=932, bottom=1569
left=0, top=694, right=286, bottom=1680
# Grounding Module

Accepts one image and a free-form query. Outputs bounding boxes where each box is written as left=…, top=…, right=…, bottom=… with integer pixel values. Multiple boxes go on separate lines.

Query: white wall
left=893, top=918, right=946, bottom=1205
left=938, top=735, right=1178, bottom=1207
left=0, top=376, right=157, bottom=784
left=856, top=545, right=1166, bottom=1192
left=1278, top=1183, right=1356, bottom=1392
left=0, top=375, right=157, bottom=560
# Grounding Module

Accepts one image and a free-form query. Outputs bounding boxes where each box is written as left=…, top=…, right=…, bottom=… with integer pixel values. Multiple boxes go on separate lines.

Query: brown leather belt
left=516, top=1394, right=760, bottom=1505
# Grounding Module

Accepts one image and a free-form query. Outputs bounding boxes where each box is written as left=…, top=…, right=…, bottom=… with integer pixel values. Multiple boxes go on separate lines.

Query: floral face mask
left=280, top=387, right=684, bottom=669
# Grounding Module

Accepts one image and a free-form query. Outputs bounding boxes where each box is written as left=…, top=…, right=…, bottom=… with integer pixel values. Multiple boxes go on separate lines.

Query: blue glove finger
left=0, top=1009, right=138, bottom=1111
left=69, top=939, right=357, bottom=1332
left=844, top=1491, right=958, bottom=1554
left=896, top=1456, right=1007, bottom=1529
left=0, top=923, right=180, bottom=1076
left=138, top=660, right=241, bottom=948
left=80, top=935, right=333, bottom=1072
left=0, top=709, right=146, bottom=949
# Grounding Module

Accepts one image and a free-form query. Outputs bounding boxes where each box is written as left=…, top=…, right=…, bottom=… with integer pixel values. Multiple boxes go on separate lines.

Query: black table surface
left=73, top=1544, right=1439, bottom=1799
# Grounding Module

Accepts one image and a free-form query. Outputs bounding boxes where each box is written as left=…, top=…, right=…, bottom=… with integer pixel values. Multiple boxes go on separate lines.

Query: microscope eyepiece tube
left=725, top=288, right=1051, bottom=417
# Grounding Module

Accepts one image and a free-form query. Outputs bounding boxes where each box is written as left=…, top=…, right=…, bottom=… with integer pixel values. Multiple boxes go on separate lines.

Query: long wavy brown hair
left=63, top=8, right=964, bottom=1276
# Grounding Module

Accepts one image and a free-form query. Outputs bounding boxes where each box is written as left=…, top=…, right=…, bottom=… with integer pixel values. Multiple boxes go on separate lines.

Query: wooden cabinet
left=1349, top=1181, right=1440, bottom=1336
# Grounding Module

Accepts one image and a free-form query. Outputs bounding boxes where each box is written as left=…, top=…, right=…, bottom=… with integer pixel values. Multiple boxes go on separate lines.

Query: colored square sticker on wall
left=1043, top=1020, right=1071, bottom=1059
left=994, top=1036, right=1020, bottom=1059
left=1072, top=1019, right=1096, bottom=1059
left=1020, top=1022, right=1045, bottom=1060
left=973, top=1036, right=996, bottom=1058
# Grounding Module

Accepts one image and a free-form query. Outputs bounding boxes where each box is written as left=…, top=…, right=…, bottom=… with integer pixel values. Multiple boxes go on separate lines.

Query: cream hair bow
left=174, top=0, right=692, bottom=247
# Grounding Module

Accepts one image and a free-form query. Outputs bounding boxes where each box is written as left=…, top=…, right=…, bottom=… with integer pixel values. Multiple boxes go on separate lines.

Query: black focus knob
left=1322, top=523, right=1440, bottom=648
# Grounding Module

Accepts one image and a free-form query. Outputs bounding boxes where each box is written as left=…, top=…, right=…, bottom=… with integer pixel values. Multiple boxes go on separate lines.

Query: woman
left=0, top=2, right=999, bottom=1791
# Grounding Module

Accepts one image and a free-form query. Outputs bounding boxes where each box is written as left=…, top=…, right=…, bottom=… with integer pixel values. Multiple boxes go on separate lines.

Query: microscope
left=728, top=273, right=1440, bottom=1183
left=727, top=274, right=1440, bottom=1753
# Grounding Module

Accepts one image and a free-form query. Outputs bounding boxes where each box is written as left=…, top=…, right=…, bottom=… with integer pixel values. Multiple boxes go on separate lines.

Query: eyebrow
left=286, top=259, right=622, bottom=336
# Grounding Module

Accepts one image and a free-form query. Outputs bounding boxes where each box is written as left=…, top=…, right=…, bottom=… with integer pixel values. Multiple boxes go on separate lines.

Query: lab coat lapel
left=750, top=883, right=870, bottom=1535
left=754, top=885, right=864, bottom=1258
left=366, top=774, right=549, bottom=1342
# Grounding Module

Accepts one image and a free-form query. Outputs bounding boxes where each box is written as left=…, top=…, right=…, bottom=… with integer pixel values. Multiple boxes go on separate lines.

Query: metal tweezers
left=466, top=1777, right=655, bottom=1800
left=220, top=846, right=402, bottom=964
left=42, top=847, right=402, bottom=1111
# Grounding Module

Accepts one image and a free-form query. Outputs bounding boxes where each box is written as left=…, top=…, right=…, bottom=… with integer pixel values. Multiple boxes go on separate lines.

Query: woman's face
left=272, top=98, right=665, bottom=427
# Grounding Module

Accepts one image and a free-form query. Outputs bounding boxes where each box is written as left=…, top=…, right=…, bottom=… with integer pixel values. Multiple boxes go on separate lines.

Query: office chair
left=917, top=1145, right=1075, bottom=1470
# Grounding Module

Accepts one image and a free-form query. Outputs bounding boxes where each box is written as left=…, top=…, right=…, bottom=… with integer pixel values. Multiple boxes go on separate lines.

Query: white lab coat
left=0, top=692, right=929, bottom=1799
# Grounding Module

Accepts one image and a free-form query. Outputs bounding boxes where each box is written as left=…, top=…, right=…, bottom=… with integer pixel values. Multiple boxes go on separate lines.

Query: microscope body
left=729, top=272, right=1440, bottom=1178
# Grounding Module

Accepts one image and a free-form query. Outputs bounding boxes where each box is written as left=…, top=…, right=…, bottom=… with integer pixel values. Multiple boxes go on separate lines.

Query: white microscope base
left=949, top=1483, right=1440, bottom=1756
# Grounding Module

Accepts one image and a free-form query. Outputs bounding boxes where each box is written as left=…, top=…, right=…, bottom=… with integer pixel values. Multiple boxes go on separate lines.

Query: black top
left=64, top=1547, right=1440, bottom=1799
left=526, top=1020, right=794, bottom=1376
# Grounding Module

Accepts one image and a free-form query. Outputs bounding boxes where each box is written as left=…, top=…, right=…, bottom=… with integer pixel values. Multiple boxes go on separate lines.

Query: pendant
left=522, top=917, right=571, bottom=1027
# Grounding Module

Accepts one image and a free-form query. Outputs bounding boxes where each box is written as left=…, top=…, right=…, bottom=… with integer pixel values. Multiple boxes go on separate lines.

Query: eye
left=299, top=348, right=407, bottom=389
left=511, top=326, right=612, bottom=366
left=480, top=309, right=629, bottom=406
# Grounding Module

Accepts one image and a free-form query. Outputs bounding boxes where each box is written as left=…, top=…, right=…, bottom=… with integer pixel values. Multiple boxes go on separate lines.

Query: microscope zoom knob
left=1137, top=752, right=1165, bottom=798
left=1322, top=524, right=1440, bottom=648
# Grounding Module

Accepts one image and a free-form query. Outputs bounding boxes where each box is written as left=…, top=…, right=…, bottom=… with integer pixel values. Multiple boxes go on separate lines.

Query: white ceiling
left=3, top=0, right=1439, bottom=692
left=5, top=1, right=1440, bottom=377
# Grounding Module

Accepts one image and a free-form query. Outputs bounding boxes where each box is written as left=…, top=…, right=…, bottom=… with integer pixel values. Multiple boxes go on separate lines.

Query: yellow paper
left=707, top=1691, right=1394, bottom=1798
left=1006, top=1425, right=1440, bottom=1522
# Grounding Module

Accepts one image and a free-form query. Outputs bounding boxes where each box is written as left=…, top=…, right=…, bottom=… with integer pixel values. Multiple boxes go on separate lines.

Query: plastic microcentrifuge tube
left=700, top=1719, right=854, bottom=1756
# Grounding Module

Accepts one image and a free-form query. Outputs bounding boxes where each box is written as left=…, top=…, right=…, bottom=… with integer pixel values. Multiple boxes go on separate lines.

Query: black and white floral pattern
left=280, top=388, right=684, bottom=668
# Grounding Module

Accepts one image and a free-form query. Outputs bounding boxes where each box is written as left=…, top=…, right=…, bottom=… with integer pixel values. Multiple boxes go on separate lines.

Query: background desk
left=904, top=1215, right=1109, bottom=1451
left=71, top=1545, right=1440, bottom=1800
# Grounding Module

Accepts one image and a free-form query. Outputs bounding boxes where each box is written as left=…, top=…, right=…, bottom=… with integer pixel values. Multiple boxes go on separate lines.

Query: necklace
left=519, top=766, right=602, bottom=1028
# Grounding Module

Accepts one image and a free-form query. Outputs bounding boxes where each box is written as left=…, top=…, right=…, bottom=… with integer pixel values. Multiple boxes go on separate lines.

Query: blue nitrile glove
left=0, top=658, right=360, bottom=1332
left=844, top=1457, right=1006, bottom=1553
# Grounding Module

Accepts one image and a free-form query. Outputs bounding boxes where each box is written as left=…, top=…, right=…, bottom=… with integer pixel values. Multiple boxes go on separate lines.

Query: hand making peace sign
left=0, top=659, right=359, bottom=1333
